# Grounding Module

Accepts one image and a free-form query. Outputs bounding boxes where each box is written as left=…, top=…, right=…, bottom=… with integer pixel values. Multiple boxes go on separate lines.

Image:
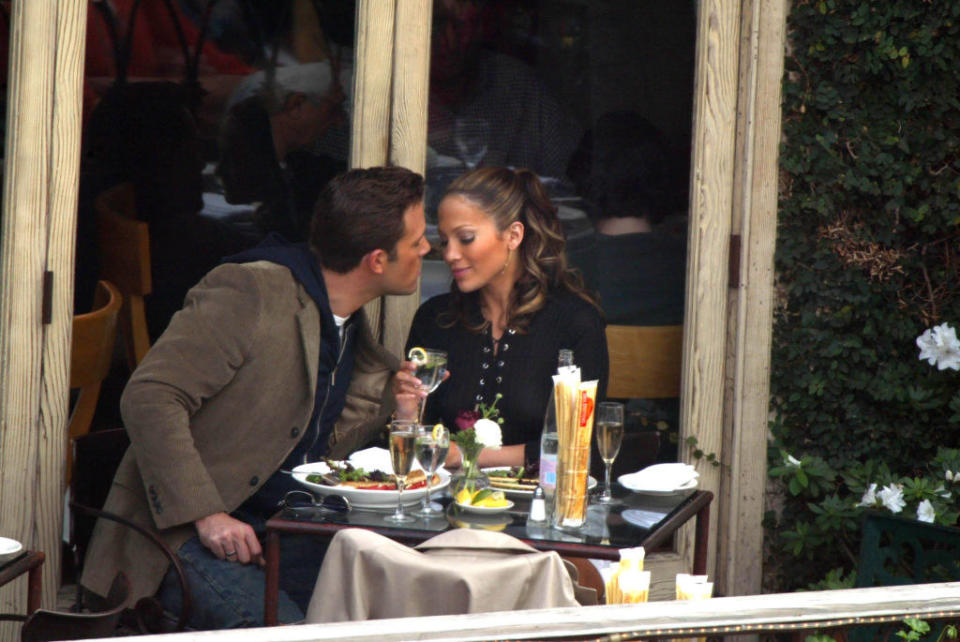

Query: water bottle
left=539, top=349, right=574, bottom=517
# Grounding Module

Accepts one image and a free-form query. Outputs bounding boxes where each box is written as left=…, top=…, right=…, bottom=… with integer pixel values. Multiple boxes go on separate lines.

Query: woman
left=395, top=167, right=608, bottom=469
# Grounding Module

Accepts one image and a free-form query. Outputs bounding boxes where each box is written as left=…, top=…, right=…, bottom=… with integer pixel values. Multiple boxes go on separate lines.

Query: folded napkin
left=619, top=463, right=699, bottom=492
left=345, top=446, right=445, bottom=475
left=346, top=447, right=396, bottom=473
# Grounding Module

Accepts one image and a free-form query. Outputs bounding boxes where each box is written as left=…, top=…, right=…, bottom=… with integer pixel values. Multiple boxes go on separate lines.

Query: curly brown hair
left=440, top=167, right=598, bottom=333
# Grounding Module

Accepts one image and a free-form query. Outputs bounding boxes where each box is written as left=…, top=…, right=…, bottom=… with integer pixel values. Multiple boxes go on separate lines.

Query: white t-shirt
left=333, top=313, right=348, bottom=344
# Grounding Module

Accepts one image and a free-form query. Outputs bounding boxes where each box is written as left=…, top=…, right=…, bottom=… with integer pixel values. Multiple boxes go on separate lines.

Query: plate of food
left=292, top=460, right=450, bottom=510
left=483, top=466, right=598, bottom=498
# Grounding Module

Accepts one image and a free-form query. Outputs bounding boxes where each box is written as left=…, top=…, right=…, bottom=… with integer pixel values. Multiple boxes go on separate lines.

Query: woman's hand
left=392, top=360, right=451, bottom=421
left=392, top=360, right=426, bottom=420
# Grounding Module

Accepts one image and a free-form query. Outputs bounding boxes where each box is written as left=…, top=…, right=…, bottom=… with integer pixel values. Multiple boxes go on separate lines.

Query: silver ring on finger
left=225, top=550, right=237, bottom=559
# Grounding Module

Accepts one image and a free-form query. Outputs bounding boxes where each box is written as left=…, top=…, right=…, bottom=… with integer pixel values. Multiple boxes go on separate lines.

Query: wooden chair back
left=605, top=325, right=683, bottom=399
left=94, top=183, right=152, bottom=369
left=17, top=572, right=130, bottom=641
left=562, top=556, right=604, bottom=605
left=68, top=280, right=122, bottom=481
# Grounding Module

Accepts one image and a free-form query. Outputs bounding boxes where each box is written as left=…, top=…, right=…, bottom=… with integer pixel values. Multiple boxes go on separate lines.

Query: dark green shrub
left=770, top=0, right=960, bottom=591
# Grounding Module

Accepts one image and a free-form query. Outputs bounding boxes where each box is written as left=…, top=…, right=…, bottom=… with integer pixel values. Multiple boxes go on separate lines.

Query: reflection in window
left=421, top=0, right=697, bottom=467
left=78, top=0, right=353, bottom=336
left=69, top=1, right=354, bottom=428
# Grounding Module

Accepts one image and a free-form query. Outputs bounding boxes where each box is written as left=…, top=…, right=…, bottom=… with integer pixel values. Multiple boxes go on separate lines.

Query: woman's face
left=437, top=195, right=517, bottom=294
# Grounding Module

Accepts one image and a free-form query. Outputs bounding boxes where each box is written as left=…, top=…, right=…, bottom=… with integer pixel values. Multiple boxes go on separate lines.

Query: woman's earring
left=497, top=248, right=512, bottom=276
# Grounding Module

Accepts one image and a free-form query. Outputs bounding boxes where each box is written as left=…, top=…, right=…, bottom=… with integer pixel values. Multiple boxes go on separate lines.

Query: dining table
left=263, top=484, right=712, bottom=626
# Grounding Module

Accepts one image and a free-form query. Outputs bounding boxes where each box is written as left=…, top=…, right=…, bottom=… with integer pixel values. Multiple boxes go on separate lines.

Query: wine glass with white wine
left=385, top=419, right=418, bottom=523
left=407, top=347, right=448, bottom=423
left=595, top=402, right=625, bottom=504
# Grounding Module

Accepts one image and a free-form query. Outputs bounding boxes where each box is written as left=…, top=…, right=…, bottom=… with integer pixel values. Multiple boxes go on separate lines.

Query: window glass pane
left=423, top=0, right=696, bottom=467
left=76, top=0, right=354, bottom=424
left=78, top=0, right=353, bottom=326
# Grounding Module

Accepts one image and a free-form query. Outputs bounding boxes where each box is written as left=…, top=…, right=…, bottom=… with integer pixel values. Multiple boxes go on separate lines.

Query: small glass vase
left=451, top=458, right=490, bottom=498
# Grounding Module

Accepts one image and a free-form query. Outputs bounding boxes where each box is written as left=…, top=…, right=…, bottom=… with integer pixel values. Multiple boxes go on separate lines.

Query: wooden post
left=353, top=0, right=397, bottom=340
left=0, top=0, right=87, bottom=623
left=381, top=0, right=432, bottom=357
left=678, top=0, right=742, bottom=583
left=719, top=0, right=787, bottom=598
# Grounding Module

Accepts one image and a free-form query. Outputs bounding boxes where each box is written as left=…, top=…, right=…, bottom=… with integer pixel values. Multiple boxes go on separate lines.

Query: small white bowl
left=0, top=537, right=24, bottom=564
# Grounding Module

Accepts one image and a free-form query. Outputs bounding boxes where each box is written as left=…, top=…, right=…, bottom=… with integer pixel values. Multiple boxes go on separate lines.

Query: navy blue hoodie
left=225, top=234, right=359, bottom=515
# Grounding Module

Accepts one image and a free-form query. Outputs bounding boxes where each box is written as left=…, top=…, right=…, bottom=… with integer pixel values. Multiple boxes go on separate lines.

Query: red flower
left=455, top=409, right=481, bottom=432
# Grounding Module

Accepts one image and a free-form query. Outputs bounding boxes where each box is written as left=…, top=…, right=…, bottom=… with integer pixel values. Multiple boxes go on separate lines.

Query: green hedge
left=769, top=0, right=960, bottom=590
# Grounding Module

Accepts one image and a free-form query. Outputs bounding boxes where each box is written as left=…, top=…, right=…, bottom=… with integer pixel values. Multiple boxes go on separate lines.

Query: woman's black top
left=406, top=289, right=609, bottom=467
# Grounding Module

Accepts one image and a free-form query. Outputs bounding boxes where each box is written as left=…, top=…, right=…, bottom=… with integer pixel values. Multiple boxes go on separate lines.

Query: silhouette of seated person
left=568, top=113, right=687, bottom=463
left=428, top=0, right=580, bottom=179
left=217, top=62, right=346, bottom=241
left=568, top=112, right=686, bottom=327
left=84, top=81, right=256, bottom=340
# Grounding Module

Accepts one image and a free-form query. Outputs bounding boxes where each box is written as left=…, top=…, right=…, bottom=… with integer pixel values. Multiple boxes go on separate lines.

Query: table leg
left=693, top=500, right=710, bottom=576
left=264, top=531, right=280, bottom=626
left=26, top=562, right=42, bottom=615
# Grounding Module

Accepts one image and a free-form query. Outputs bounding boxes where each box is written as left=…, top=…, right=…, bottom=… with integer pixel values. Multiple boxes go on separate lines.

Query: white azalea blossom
left=917, top=499, right=936, bottom=524
left=472, top=418, right=502, bottom=450
left=785, top=454, right=801, bottom=468
left=857, top=483, right=878, bottom=507
left=947, top=470, right=955, bottom=482
left=877, top=483, right=906, bottom=513
left=916, top=323, right=960, bottom=371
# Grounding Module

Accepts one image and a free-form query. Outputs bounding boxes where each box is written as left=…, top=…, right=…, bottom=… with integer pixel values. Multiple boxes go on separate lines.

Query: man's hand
left=195, top=512, right=263, bottom=566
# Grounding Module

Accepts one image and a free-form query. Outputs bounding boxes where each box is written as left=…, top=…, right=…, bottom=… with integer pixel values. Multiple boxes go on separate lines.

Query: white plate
left=0, top=537, right=23, bottom=564
left=483, top=468, right=597, bottom=498
left=617, top=475, right=698, bottom=496
left=455, top=499, right=515, bottom=515
left=292, top=462, right=451, bottom=510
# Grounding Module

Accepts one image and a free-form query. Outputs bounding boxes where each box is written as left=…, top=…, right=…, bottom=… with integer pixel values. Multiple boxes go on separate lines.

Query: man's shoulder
left=204, top=260, right=297, bottom=288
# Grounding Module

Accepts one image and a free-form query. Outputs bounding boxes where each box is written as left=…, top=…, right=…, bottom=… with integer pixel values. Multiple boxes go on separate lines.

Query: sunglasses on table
left=278, top=490, right=351, bottom=517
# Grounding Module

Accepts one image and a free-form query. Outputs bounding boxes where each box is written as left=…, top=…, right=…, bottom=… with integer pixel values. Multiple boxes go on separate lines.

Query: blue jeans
left=156, top=511, right=328, bottom=630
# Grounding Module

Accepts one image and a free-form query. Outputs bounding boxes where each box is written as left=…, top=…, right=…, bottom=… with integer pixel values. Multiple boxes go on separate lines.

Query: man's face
left=379, top=201, right=430, bottom=295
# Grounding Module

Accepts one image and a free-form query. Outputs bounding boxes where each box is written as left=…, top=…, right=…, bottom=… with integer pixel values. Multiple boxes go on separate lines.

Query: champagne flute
left=414, top=423, right=450, bottom=516
left=408, top=348, right=448, bottom=423
left=385, top=419, right=418, bottom=523
left=595, top=402, right=625, bottom=504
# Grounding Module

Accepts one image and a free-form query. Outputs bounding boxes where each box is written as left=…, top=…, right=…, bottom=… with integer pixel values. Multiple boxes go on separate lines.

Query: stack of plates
left=618, top=463, right=699, bottom=496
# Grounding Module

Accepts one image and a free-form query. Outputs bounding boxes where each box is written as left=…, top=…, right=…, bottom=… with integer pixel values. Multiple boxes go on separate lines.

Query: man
left=81, top=166, right=429, bottom=629
left=218, top=62, right=347, bottom=241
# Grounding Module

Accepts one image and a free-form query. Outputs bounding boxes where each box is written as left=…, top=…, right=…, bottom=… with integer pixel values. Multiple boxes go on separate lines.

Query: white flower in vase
left=473, top=418, right=502, bottom=450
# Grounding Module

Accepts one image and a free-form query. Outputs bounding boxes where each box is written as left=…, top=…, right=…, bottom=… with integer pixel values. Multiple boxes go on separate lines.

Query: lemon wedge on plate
left=407, top=346, right=428, bottom=365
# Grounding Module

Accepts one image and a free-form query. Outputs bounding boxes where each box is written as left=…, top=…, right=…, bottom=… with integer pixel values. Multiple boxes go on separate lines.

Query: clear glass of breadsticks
left=551, top=366, right=599, bottom=530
